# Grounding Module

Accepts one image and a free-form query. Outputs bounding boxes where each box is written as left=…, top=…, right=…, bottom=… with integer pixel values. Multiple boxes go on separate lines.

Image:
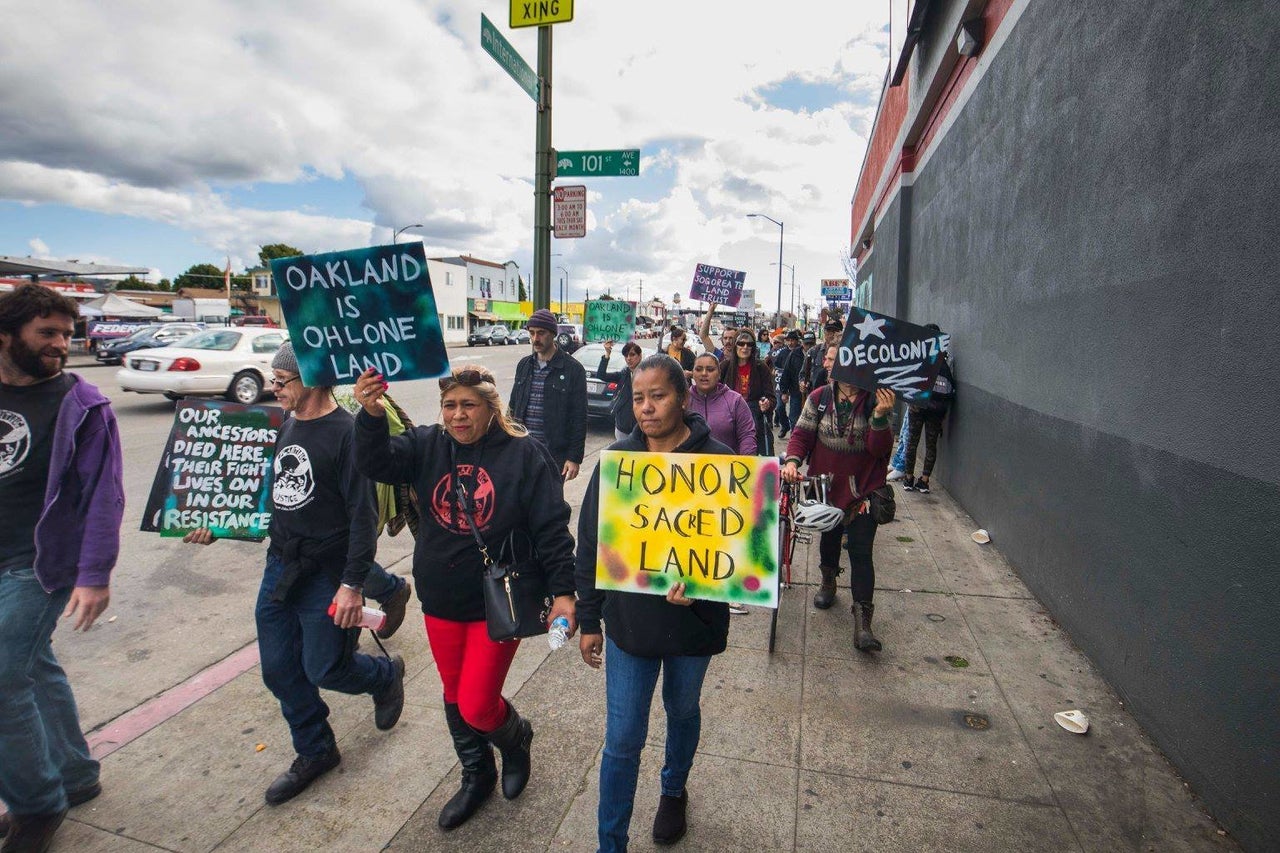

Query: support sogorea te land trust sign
left=689, top=263, right=747, bottom=307
left=583, top=299, right=636, bottom=343
left=832, top=307, right=951, bottom=404
left=140, top=400, right=286, bottom=541
left=595, top=451, right=780, bottom=608
left=271, top=242, right=450, bottom=386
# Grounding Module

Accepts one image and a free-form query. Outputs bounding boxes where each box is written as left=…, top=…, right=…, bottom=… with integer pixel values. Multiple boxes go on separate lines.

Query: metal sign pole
left=533, top=25, right=553, bottom=311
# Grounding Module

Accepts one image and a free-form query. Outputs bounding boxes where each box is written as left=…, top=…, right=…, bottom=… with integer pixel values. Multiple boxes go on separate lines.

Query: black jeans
left=818, top=511, right=878, bottom=603
left=904, top=409, right=945, bottom=479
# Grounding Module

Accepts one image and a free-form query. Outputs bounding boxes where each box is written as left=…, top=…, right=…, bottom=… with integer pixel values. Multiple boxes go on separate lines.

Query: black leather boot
left=438, top=703, right=497, bottom=830
left=485, top=699, right=534, bottom=800
left=813, top=565, right=841, bottom=609
left=852, top=601, right=882, bottom=652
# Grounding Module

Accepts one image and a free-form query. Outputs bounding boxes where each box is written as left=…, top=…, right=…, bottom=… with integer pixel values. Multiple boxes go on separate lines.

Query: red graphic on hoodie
left=430, top=464, right=495, bottom=531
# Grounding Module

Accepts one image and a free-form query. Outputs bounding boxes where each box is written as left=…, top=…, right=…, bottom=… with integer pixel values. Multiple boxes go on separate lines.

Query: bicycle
left=769, top=473, right=831, bottom=653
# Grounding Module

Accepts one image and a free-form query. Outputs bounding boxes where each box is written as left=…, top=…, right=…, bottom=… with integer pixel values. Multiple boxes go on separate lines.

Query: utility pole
left=533, top=25, right=553, bottom=310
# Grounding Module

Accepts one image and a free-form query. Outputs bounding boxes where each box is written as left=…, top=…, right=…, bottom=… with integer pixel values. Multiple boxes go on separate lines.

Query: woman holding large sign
left=782, top=344, right=896, bottom=652
left=351, top=365, right=577, bottom=830
left=575, top=354, right=733, bottom=851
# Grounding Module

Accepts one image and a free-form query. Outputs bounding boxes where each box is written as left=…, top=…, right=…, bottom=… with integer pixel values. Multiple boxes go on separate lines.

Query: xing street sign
left=481, top=13, right=538, bottom=102
left=511, top=0, right=574, bottom=28
left=555, top=149, right=640, bottom=177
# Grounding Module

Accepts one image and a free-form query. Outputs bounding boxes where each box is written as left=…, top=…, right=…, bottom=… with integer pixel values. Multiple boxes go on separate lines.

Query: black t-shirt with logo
left=0, top=373, right=75, bottom=570
left=266, top=407, right=376, bottom=587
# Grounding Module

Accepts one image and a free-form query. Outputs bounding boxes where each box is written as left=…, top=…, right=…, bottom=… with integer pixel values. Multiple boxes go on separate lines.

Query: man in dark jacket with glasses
left=509, top=309, right=588, bottom=481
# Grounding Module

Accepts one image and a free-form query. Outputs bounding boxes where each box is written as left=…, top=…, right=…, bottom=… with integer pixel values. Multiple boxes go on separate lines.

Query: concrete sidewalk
left=44, top=483, right=1237, bottom=852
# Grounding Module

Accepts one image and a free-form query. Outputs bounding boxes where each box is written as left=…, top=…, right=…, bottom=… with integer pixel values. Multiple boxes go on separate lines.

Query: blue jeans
left=597, top=637, right=712, bottom=853
left=890, top=409, right=911, bottom=472
left=255, top=554, right=395, bottom=759
left=0, top=567, right=98, bottom=815
left=361, top=561, right=404, bottom=603
left=786, top=392, right=802, bottom=434
left=775, top=391, right=790, bottom=431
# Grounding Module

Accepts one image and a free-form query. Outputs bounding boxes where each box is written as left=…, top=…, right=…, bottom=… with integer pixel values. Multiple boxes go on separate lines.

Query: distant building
left=432, top=255, right=526, bottom=331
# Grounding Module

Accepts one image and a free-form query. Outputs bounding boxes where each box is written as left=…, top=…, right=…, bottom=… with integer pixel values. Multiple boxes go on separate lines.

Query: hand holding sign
left=833, top=308, right=951, bottom=404
left=353, top=368, right=389, bottom=418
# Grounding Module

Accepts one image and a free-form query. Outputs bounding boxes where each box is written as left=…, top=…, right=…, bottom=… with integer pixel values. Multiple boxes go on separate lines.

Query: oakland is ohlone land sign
left=271, top=242, right=450, bottom=386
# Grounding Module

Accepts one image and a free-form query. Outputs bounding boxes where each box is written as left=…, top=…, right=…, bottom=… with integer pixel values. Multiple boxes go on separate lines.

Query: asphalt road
left=53, top=341, right=637, bottom=733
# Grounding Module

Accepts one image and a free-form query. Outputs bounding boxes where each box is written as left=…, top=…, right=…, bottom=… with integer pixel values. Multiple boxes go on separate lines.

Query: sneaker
left=916, top=478, right=931, bottom=494
left=653, top=790, right=688, bottom=845
left=728, top=603, right=750, bottom=616
left=374, top=654, right=406, bottom=731
left=886, top=468, right=906, bottom=482
left=265, top=748, right=341, bottom=805
left=902, top=477, right=918, bottom=492
left=376, top=579, right=412, bottom=639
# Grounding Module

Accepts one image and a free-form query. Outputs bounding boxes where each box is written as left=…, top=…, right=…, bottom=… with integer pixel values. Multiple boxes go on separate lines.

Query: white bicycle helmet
left=792, top=499, right=845, bottom=532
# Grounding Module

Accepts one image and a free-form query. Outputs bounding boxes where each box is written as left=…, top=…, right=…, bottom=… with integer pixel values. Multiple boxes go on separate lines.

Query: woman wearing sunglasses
left=719, top=335, right=775, bottom=456
left=351, top=365, right=577, bottom=831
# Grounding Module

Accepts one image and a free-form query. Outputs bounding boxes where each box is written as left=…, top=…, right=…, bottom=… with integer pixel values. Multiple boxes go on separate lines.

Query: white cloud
left=0, top=0, right=889, bottom=309
left=27, top=237, right=50, bottom=257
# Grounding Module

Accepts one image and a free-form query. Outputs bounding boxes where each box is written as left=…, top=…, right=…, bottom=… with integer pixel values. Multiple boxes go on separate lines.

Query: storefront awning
left=469, top=310, right=500, bottom=322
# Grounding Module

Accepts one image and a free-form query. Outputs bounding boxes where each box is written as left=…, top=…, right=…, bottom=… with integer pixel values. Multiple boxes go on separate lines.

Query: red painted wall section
left=850, top=0, right=1019, bottom=267
left=850, top=75, right=910, bottom=247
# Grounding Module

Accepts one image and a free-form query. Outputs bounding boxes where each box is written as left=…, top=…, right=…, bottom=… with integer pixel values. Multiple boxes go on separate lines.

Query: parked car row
left=467, top=324, right=513, bottom=346
left=95, top=323, right=206, bottom=365
left=116, top=327, right=289, bottom=404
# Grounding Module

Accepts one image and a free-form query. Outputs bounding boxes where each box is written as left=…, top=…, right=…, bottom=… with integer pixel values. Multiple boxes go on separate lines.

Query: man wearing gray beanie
left=508, top=309, right=587, bottom=480
left=183, top=340, right=412, bottom=806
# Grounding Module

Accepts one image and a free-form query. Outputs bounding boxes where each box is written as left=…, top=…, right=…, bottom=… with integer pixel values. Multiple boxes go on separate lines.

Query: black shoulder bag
left=453, top=477, right=552, bottom=642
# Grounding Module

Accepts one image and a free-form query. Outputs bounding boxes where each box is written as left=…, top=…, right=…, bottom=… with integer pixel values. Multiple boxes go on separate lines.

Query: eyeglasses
left=438, top=367, right=496, bottom=391
left=270, top=375, right=299, bottom=389
left=735, top=341, right=754, bottom=348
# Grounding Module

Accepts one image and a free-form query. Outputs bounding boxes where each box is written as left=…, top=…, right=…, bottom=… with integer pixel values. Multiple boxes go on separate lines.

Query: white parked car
left=116, top=327, right=290, bottom=404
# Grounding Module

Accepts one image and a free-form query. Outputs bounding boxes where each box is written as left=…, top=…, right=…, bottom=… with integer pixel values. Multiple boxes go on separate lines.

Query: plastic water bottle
left=327, top=603, right=387, bottom=632
left=548, top=616, right=570, bottom=650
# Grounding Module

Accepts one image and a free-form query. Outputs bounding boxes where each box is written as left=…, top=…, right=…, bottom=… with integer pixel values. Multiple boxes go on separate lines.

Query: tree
left=258, top=244, right=303, bottom=269
left=518, top=275, right=528, bottom=301
left=173, top=263, right=228, bottom=292
left=116, top=274, right=161, bottom=292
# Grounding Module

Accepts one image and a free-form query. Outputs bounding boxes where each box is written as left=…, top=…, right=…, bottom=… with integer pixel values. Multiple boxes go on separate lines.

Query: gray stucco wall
left=878, top=1, right=1280, bottom=847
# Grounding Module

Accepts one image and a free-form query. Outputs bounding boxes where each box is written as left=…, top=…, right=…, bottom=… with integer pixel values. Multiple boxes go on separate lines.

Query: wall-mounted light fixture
left=956, top=18, right=984, bottom=57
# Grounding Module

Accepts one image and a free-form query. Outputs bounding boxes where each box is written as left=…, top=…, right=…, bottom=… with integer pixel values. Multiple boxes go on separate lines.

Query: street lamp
left=748, top=213, right=784, bottom=327
left=771, top=262, right=796, bottom=322
left=556, top=266, right=569, bottom=320
left=392, top=223, right=422, bottom=244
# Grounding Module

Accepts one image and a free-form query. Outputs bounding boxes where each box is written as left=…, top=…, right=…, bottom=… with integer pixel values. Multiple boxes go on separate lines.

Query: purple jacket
left=33, top=375, right=125, bottom=592
left=686, top=382, right=756, bottom=454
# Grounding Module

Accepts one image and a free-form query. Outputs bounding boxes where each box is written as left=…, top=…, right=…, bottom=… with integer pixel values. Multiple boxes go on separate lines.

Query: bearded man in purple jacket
left=0, top=284, right=124, bottom=852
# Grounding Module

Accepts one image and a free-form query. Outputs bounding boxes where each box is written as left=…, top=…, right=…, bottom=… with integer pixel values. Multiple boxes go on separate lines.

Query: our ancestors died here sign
left=832, top=307, right=951, bottom=404
left=689, top=263, right=747, bottom=307
left=595, top=451, right=781, bottom=608
left=140, top=400, right=285, bottom=541
left=583, top=299, right=636, bottom=343
left=553, top=185, right=587, bottom=238
left=271, top=242, right=450, bottom=386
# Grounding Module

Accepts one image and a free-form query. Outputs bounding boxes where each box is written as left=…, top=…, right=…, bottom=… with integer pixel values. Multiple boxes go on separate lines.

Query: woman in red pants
left=352, top=365, right=576, bottom=830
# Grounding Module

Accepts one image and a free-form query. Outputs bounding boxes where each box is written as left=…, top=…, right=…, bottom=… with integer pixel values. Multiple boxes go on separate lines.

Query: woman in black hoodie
left=352, top=366, right=576, bottom=831
left=576, top=354, right=732, bottom=852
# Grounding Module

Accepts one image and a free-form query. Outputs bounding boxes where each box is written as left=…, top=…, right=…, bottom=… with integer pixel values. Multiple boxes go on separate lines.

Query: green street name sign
left=555, top=149, right=640, bottom=177
left=481, top=13, right=538, bottom=102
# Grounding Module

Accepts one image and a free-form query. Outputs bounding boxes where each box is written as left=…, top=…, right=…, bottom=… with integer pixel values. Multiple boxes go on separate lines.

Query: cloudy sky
left=0, top=0, right=890, bottom=314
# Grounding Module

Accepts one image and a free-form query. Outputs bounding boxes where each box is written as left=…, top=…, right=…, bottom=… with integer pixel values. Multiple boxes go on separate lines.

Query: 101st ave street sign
left=511, top=0, right=573, bottom=28
left=555, top=149, right=640, bottom=177
left=481, top=13, right=538, bottom=102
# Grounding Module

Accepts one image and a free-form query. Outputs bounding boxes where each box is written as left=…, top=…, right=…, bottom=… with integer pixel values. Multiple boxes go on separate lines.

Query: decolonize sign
left=832, top=307, right=951, bottom=404
left=271, top=242, right=450, bottom=386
